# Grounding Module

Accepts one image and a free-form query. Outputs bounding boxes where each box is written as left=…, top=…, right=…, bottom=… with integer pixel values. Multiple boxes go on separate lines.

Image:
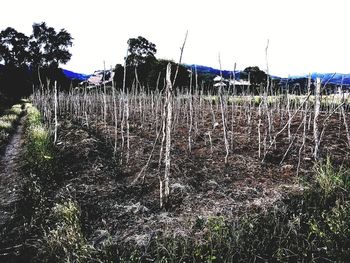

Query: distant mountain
left=185, top=64, right=242, bottom=79
left=62, top=69, right=90, bottom=81
left=185, top=64, right=350, bottom=86
left=61, top=65, right=350, bottom=87
left=289, top=73, right=350, bottom=86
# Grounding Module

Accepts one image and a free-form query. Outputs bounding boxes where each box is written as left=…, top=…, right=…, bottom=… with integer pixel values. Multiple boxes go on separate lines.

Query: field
left=1, top=77, right=350, bottom=262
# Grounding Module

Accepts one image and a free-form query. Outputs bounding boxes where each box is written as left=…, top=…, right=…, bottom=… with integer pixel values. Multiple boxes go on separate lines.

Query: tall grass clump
left=21, top=103, right=54, bottom=223
left=314, top=156, right=350, bottom=197
left=26, top=104, right=43, bottom=128
left=34, top=200, right=92, bottom=263
left=307, top=157, right=350, bottom=259
left=24, top=104, right=53, bottom=177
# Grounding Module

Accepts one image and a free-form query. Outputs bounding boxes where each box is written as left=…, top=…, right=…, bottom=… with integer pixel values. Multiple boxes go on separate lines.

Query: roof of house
left=213, top=75, right=250, bottom=86
left=229, top=79, right=251, bottom=86
left=213, top=82, right=227, bottom=87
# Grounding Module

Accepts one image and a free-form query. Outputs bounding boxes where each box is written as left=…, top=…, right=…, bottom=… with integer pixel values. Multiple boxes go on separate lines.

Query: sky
left=1, top=0, right=349, bottom=77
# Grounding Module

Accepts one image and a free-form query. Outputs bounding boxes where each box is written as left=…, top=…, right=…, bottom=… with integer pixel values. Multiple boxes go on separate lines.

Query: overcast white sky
left=1, top=0, right=349, bottom=77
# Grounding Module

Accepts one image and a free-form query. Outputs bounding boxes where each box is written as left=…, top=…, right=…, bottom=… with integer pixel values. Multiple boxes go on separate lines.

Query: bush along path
left=0, top=101, right=27, bottom=261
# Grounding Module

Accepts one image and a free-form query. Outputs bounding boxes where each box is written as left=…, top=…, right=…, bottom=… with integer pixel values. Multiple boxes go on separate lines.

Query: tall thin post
left=164, top=63, right=173, bottom=205
left=53, top=81, right=58, bottom=144
left=314, top=78, right=321, bottom=160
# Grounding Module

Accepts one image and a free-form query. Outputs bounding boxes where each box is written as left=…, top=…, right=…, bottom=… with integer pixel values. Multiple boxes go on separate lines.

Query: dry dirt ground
left=52, top=111, right=350, bottom=247
left=1, top=109, right=349, bottom=254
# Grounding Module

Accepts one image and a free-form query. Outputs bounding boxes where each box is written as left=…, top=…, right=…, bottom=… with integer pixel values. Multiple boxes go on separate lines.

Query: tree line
left=0, top=22, right=273, bottom=106
left=0, top=22, right=73, bottom=104
left=114, top=36, right=271, bottom=92
left=113, top=36, right=193, bottom=89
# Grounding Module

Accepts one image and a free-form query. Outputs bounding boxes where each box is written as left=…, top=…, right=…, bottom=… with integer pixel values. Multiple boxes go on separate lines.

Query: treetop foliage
left=0, top=27, right=29, bottom=67
left=126, top=36, right=157, bottom=67
left=0, top=22, right=73, bottom=102
left=240, top=66, right=267, bottom=86
left=0, top=22, right=73, bottom=69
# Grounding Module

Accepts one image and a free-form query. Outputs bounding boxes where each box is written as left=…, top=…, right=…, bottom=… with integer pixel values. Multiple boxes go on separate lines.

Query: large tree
left=30, top=22, right=73, bottom=68
left=0, top=22, right=74, bottom=100
left=0, top=23, right=73, bottom=70
left=240, top=66, right=267, bottom=87
left=126, top=36, right=157, bottom=67
left=0, top=27, right=29, bottom=67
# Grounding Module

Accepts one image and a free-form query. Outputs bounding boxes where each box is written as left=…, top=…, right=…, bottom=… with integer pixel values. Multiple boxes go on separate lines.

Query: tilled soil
left=53, top=117, right=315, bottom=248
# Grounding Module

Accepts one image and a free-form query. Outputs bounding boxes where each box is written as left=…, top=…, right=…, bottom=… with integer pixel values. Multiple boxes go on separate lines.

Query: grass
left=35, top=200, right=92, bottom=263
left=0, top=104, right=23, bottom=131
left=0, top=103, right=24, bottom=152
left=314, top=156, right=350, bottom=197
left=0, top=120, right=13, bottom=131
left=24, top=104, right=53, bottom=176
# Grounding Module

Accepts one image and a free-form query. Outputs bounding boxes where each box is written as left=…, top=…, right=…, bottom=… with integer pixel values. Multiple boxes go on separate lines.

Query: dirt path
left=0, top=115, right=26, bottom=257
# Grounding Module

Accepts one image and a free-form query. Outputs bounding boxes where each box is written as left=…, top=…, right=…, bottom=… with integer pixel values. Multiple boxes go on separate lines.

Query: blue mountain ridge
left=62, top=69, right=91, bottom=81
left=287, top=73, right=350, bottom=86
left=185, top=64, right=242, bottom=79
left=62, top=65, right=350, bottom=86
left=188, top=65, right=350, bottom=86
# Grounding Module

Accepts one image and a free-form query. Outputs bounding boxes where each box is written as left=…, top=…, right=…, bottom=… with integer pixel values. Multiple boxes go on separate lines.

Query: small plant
left=309, top=200, right=350, bottom=259
left=26, top=105, right=42, bottom=127
left=0, top=119, right=12, bottom=131
left=252, top=96, right=262, bottom=106
left=8, top=104, right=22, bottom=115
left=36, top=200, right=92, bottom=263
left=24, top=104, right=54, bottom=177
left=314, top=156, right=350, bottom=197
left=0, top=102, right=24, bottom=151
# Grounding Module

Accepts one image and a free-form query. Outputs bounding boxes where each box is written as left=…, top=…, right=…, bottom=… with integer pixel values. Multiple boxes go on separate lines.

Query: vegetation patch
left=11, top=104, right=93, bottom=263
left=0, top=103, right=24, bottom=153
left=34, top=200, right=92, bottom=263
